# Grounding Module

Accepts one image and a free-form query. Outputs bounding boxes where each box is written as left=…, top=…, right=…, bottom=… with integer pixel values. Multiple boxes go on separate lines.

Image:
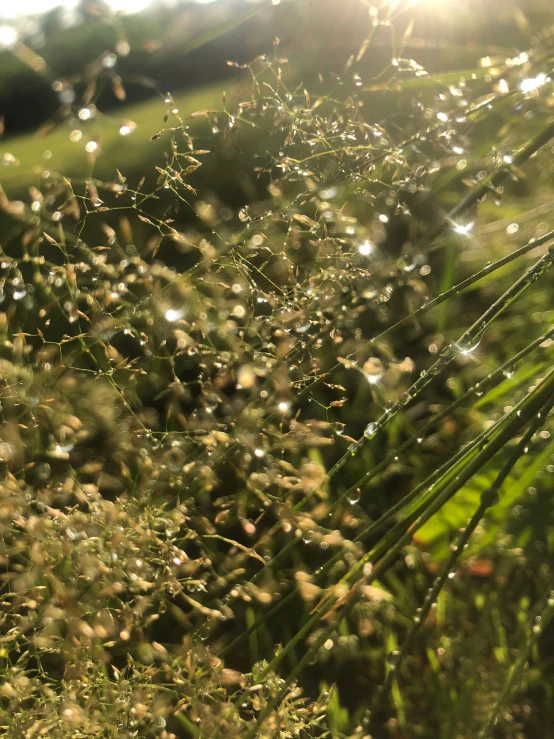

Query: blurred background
left=1, top=0, right=553, bottom=198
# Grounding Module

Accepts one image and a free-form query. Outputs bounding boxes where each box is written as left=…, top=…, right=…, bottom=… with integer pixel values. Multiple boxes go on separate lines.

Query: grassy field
left=1, top=81, right=227, bottom=196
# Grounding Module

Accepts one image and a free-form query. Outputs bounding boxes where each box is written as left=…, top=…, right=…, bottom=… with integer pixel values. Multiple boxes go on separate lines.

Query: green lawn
left=1, top=81, right=227, bottom=198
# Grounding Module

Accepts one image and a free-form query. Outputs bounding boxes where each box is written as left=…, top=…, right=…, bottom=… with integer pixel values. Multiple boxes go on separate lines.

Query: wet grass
left=2, top=2, right=554, bottom=738
left=1, top=81, right=225, bottom=196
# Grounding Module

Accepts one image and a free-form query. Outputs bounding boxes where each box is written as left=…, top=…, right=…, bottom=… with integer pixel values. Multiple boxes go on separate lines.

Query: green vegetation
left=1, top=82, right=225, bottom=194
left=2, top=1, right=554, bottom=737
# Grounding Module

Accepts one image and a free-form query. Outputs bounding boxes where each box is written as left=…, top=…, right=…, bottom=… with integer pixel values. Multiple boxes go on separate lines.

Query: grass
left=2, top=1, right=554, bottom=737
left=1, top=82, right=225, bottom=196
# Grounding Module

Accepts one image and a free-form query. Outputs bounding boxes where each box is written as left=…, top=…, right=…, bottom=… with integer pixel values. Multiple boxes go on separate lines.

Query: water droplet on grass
left=364, top=422, right=378, bottom=438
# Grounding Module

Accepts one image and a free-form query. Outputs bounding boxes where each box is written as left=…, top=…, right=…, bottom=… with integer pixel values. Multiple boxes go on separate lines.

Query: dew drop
left=364, top=422, right=378, bottom=438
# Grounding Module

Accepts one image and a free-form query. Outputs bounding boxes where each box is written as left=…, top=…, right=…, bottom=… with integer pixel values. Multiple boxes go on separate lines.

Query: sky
left=0, top=0, right=219, bottom=21
left=1, top=1, right=148, bottom=19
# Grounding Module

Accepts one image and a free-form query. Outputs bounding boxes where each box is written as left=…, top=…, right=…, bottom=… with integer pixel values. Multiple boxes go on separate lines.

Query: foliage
left=2, top=1, right=554, bottom=737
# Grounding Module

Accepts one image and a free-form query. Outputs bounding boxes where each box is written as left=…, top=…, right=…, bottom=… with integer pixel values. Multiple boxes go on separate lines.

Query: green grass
left=3, top=1, right=554, bottom=738
left=1, top=82, right=225, bottom=195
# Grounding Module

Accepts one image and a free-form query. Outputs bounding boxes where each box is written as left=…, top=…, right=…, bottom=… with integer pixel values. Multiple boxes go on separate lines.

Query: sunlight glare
left=105, top=0, right=153, bottom=12
left=0, top=25, right=18, bottom=47
left=0, top=0, right=154, bottom=20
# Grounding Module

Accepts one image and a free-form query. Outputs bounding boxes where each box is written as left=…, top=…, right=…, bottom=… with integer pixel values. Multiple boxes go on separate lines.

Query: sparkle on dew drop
left=364, top=422, right=378, bottom=438
left=363, top=357, right=383, bottom=385
left=454, top=222, right=474, bottom=236
left=165, top=308, right=184, bottom=322
left=520, top=73, right=549, bottom=93
left=458, top=334, right=482, bottom=357
left=119, top=122, right=136, bottom=136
